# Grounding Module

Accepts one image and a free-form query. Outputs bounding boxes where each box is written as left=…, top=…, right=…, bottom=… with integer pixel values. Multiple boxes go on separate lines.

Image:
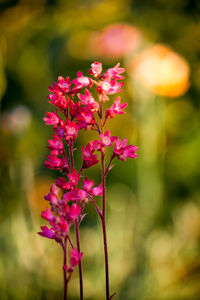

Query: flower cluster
left=38, top=61, right=138, bottom=299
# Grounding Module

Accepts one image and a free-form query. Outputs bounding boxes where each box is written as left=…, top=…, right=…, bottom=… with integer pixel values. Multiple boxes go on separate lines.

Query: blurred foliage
left=0, top=0, right=200, bottom=299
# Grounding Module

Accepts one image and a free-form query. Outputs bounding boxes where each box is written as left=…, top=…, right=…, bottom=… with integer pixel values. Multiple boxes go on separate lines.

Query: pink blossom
left=62, top=189, right=87, bottom=202
left=68, top=169, right=80, bottom=187
left=70, top=248, right=83, bottom=267
left=97, top=79, right=124, bottom=95
left=50, top=184, right=60, bottom=196
left=102, top=63, right=125, bottom=81
left=48, top=134, right=63, bottom=155
left=88, top=61, right=102, bottom=78
left=83, top=177, right=94, bottom=192
left=113, top=137, right=138, bottom=161
left=43, top=112, right=60, bottom=126
left=78, top=89, right=99, bottom=112
left=57, top=76, right=71, bottom=93
left=64, top=120, right=78, bottom=141
left=69, top=203, right=82, bottom=220
left=105, top=96, right=127, bottom=119
left=76, top=109, right=96, bottom=128
left=56, top=177, right=71, bottom=190
left=41, top=207, right=54, bottom=221
left=82, top=145, right=99, bottom=168
left=72, top=71, right=93, bottom=92
left=90, top=183, right=103, bottom=196
left=89, top=140, right=101, bottom=151
left=38, top=226, right=56, bottom=239
left=48, top=94, right=68, bottom=111
left=100, top=130, right=116, bottom=147
left=82, top=178, right=103, bottom=196
left=69, top=100, right=81, bottom=118
left=58, top=217, right=69, bottom=233
left=44, top=155, right=63, bottom=169
left=44, top=190, right=60, bottom=206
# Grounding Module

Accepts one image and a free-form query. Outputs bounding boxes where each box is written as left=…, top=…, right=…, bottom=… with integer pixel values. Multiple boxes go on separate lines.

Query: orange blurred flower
left=89, top=23, right=142, bottom=59
left=130, top=44, right=190, bottom=97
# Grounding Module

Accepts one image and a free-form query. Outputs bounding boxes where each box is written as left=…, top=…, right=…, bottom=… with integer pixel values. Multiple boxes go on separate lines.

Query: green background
left=0, top=0, right=200, bottom=299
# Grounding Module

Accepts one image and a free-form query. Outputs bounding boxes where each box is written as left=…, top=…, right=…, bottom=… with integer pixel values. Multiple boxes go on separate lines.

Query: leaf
left=79, top=213, right=87, bottom=225
left=109, top=292, right=117, bottom=300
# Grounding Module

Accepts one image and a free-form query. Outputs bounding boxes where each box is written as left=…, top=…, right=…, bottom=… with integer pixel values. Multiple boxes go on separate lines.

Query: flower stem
left=75, top=219, right=84, bottom=300
left=63, top=238, right=68, bottom=300
left=69, top=143, right=84, bottom=300
left=101, top=150, right=110, bottom=300
left=99, top=95, right=110, bottom=300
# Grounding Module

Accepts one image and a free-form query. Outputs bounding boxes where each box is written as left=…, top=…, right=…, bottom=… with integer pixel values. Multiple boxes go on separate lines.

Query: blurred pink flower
left=89, top=23, right=142, bottom=59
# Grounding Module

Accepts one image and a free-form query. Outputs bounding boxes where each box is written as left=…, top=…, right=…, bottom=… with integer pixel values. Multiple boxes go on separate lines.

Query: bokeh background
left=0, top=0, right=200, bottom=299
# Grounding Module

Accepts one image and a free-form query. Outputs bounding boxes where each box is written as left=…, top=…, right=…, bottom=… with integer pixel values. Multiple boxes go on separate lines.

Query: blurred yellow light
left=132, top=44, right=190, bottom=97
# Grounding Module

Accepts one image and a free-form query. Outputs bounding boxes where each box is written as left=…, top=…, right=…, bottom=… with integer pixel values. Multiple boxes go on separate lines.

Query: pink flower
left=48, top=94, right=68, bottom=111
left=68, top=169, right=80, bottom=187
left=113, top=137, right=138, bottom=161
left=44, top=155, right=69, bottom=171
left=38, top=226, right=56, bottom=239
left=48, top=134, right=63, bottom=155
left=50, top=184, right=60, bottom=196
left=100, top=130, right=116, bottom=147
left=70, top=248, right=83, bottom=267
left=64, top=120, right=78, bottom=141
left=78, top=89, right=99, bottom=112
left=56, top=177, right=71, bottom=190
left=89, top=140, right=101, bottom=151
left=72, top=71, right=93, bottom=92
left=44, top=155, right=63, bottom=169
left=82, top=145, right=99, bottom=168
left=90, top=183, right=103, bottom=196
left=69, top=203, right=82, bottom=220
left=43, top=112, right=60, bottom=126
left=88, top=61, right=102, bottom=78
left=44, top=189, right=60, bottom=206
left=102, top=63, right=125, bottom=81
left=97, top=79, right=124, bottom=95
left=41, top=207, right=54, bottom=221
left=69, top=100, right=81, bottom=118
left=76, top=109, right=96, bottom=128
left=62, top=189, right=87, bottom=202
left=82, top=178, right=103, bottom=196
left=83, top=177, right=94, bottom=192
left=58, top=217, right=69, bottom=233
left=57, top=76, right=71, bottom=93
left=105, top=96, right=127, bottom=119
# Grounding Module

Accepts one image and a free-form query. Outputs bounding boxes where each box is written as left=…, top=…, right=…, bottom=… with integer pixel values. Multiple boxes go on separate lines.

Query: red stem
left=99, top=95, right=110, bottom=300
left=63, top=238, right=68, bottom=300
left=101, top=150, right=110, bottom=300
left=75, top=219, right=84, bottom=300
left=69, top=142, right=84, bottom=300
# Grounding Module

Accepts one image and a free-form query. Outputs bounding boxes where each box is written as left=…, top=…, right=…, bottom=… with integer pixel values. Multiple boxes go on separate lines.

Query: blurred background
left=0, top=0, right=200, bottom=299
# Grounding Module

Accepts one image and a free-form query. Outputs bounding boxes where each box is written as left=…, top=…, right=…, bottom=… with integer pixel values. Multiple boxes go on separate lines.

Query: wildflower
left=72, top=71, right=93, bottom=92
left=88, top=61, right=102, bottom=78
left=70, top=248, right=83, bottom=267
left=78, top=89, right=99, bottom=112
left=100, top=130, right=116, bottom=147
left=105, top=96, right=127, bottom=119
left=43, top=112, right=60, bottom=126
left=102, top=63, right=125, bottom=81
left=38, top=226, right=56, bottom=240
left=113, top=137, right=138, bottom=161
left=97, top=79, right=124, bottom=95
left=82, top=144, right=99, bottom=168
